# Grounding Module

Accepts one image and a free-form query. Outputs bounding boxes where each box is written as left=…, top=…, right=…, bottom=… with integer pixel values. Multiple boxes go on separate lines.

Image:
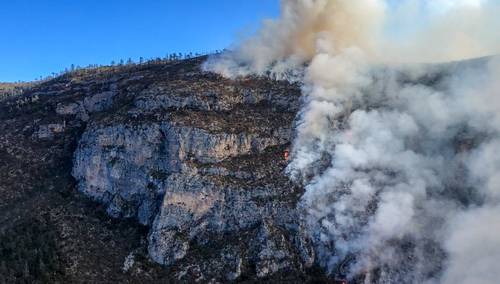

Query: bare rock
left=34, top=123, right=66, bottom=139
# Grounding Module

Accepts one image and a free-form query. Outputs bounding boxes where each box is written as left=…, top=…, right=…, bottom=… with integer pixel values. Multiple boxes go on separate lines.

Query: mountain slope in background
left=2, top=56, right=494, bottom=283
left=0, top=57, right=328, bottom=283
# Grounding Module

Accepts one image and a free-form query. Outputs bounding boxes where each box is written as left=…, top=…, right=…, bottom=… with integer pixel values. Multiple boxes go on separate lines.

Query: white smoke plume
left=204, top=0, right=500, bottom=76
left=204, top=0, right=500, bottom=283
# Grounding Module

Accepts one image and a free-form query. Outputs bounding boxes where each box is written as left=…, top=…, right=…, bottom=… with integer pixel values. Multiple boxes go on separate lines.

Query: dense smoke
left=204, top=0, right=500, bottom=283
left=293, top=57, right=500, bottom=283
left=204, top=0, right=500, bottom=77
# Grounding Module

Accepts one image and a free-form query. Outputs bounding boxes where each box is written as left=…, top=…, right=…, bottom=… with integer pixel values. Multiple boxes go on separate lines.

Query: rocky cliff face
left=0, top=58, right=324, bottom=282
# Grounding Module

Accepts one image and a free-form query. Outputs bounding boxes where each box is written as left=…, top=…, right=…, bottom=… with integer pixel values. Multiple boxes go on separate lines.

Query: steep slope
left=0, top=58, right=325, bottom=282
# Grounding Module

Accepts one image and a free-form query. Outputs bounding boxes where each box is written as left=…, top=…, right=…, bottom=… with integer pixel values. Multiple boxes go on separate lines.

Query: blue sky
left=0, top=0, right=280, bottom=82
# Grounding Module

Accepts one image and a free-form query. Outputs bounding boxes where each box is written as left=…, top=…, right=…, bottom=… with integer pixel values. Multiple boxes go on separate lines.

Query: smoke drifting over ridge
left=205, top=0, right=500, bottom=77
left=204, top=1, right=500, bottom=283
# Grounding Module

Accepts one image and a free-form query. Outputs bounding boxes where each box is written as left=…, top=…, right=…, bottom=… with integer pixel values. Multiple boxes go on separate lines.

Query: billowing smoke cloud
left=293, top=57, right=500, bottom=283
left=204, top=0, right=500, bottom=283
left=204, top=0, right=500, bottom=76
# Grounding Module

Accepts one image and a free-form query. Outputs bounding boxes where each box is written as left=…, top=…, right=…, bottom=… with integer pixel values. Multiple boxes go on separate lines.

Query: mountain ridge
left=0, top=56, right=328, bottom=283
